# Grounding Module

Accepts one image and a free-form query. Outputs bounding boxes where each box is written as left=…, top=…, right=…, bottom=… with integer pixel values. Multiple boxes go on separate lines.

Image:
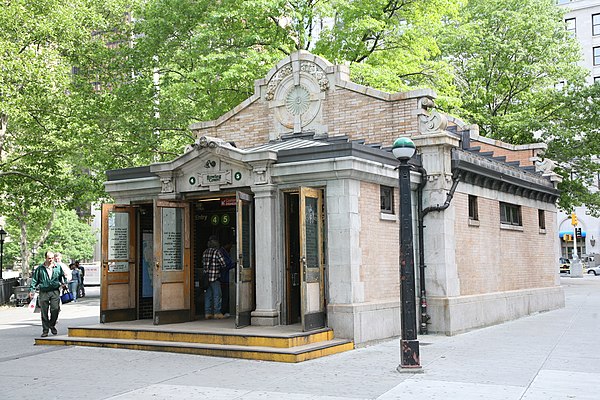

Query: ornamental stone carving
left=265, top=61, right=328, bottom=101
left=418, top=110, right=448, bottom=134
left=161, top=177, right=174, bottom=193
left=266, top=60, right=329, bottom=136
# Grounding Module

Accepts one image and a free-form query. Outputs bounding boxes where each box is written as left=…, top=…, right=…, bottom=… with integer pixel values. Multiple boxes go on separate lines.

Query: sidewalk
left=1, top=277, right=599, bottom=399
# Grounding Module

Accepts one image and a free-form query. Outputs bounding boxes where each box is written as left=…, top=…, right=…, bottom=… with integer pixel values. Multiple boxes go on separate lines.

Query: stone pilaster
left=250, top=184, right=281, bottom=326
left=411, top=132, right=461, bottom=332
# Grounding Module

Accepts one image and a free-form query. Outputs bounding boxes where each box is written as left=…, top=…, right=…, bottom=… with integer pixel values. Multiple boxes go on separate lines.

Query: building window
left=595, top=77, right=600, bottom=85
left=594, top=47, right=600, bottom=66
left=538, top=209, right=546, bottom=230
left=380, top=185, right=394, bottom=214
left=468, top=195, right=479, bottom=221
left=565, top=18, right=576, bottom=37
left=594, top=14, right=600, bottom=36
left=500, top=202, right=522, bottom=226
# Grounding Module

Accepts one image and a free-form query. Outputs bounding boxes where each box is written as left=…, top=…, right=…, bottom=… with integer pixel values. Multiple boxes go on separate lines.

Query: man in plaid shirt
left=203, top=236, right=226, bottom=319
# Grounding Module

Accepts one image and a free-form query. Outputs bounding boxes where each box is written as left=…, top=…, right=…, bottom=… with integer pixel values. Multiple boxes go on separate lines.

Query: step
left=35, top=335, right=354, bottom=363
left=65, top=326, right=335, bottom=348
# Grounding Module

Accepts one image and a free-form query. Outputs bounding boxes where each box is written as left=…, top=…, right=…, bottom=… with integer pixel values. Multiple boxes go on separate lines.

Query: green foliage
left=543, top=84, right=600, bottom=215
left=42, top=209, right=97, bottom=262
left=3, top=208, right=95, bottom=269
left=1, top=0, right=598, bottom=221
left=113, top=0, right=461, bottom=158
left=438, top=0, right=598, bottom=213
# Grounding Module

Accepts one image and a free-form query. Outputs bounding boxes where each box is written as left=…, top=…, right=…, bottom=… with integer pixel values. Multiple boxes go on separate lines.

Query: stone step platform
left=35, top=322, right=354, bottom=363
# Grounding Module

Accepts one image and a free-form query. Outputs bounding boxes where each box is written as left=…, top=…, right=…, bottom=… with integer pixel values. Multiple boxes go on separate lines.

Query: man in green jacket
left=29, top=251, right=68, bottom=337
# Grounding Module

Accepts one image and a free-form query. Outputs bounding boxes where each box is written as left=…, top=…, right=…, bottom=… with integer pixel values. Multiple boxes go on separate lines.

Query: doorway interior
left=285, top=192, right=301, bottom=325
left=193, top=197, right=236, bottom=318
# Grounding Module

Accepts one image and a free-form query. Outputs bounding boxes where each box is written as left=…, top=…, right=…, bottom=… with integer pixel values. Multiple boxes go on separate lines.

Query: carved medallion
left=285, top=86, right=311, bottom=116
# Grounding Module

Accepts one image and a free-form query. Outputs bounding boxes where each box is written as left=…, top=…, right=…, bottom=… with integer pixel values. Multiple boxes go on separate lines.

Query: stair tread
left=38, top=335, right=353, bottom=355
left=71, top=324, right=332, bottom=339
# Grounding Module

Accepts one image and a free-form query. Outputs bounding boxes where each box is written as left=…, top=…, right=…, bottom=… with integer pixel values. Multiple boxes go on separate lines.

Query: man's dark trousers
left=38, top=290, right=61, bottom=334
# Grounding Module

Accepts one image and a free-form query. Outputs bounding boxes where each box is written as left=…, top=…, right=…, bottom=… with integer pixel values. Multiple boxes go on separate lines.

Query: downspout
left=416, top=166, right=461, bottom=334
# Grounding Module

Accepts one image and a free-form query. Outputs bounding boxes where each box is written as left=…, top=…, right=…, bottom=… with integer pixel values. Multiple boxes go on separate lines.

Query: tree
left=438, top=0, right=599, bottom=213
left=107, top=0, right=461, bottom=159
left=0, top=0, right=135, bottom=272
left=3, top=208, right=96, bottom=272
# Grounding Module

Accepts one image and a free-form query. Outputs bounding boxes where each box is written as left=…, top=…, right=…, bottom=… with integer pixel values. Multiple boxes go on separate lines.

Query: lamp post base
left=398, top=339, right=422, bottom=371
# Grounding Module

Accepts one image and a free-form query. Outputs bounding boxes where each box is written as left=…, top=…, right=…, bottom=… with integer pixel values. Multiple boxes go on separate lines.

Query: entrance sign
left=300, top=187, right=325, bottom=331
left=101, top=204, right=137, bottom=323
left=161, top=207, right=184, bottom=271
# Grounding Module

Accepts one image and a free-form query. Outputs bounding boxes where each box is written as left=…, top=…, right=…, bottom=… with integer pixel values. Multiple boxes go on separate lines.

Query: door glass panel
left=161, top=207, right=184, bottom=271
left=304, top=196, right=319, bottom=269
left=241, top=201, right=251, bottom=268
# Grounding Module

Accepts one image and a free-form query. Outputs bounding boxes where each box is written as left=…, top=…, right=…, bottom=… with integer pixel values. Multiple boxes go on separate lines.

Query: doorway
left=285, top=193, right=301, bottom=324
left=284, top=188, right=326, bottom=331
left=138, top=204, right=154, bottom=319
left=193, top=197, right=237, bottom=319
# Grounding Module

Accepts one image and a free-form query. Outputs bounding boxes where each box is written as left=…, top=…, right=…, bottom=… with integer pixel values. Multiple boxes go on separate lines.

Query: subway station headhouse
left=101, top=51, right=564, bottom=345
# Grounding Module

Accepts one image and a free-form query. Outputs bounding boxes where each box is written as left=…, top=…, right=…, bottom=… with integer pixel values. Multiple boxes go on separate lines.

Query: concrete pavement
left=1, top=276, right=599, bottom=399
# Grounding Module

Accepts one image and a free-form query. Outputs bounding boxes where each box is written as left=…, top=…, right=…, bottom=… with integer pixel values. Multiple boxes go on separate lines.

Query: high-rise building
left=557, top=0, right=600, bottom=85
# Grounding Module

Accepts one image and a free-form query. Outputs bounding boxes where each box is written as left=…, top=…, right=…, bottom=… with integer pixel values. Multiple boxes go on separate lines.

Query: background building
left=557, top=0, right=600, bottom=260
left=558, top=0, right=600, bottom=84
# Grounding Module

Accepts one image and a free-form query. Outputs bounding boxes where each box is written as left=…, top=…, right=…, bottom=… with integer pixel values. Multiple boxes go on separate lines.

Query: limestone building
left=102, top=52, right=564, bottom=344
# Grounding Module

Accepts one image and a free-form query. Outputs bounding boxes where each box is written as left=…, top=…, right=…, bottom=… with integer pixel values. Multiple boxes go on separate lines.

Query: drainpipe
left=415, top=166, right=461, bottom=334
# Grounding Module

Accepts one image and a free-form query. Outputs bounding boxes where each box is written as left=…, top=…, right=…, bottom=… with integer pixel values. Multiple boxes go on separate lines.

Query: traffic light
left=571, top=213, right=578, bottom=226
left=563, top=234, right=572, bottom=242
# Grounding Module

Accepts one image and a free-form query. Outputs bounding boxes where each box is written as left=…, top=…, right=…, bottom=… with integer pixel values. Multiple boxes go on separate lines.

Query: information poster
left=142, top=232, right=154, bottom=297
left=108, top=261, right=129, bottom=273
left=162, top=207, right=183, bottom=271
left=305, top=198, right=319, bottom=268
left=108, top=211, right=130, bottom=272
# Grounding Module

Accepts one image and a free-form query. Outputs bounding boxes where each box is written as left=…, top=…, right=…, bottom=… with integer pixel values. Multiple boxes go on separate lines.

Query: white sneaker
left=223, top=313, right=230, bottom=318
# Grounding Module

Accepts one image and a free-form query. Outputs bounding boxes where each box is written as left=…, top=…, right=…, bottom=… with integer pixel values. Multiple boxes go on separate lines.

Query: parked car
left=587, top=265, right=600, bottom=276
left=560, top=258, right=570, bottom=274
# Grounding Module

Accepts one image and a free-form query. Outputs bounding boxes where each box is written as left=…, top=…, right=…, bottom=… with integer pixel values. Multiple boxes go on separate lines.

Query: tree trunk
left=18, top=207, right=56, bottom=282
left=0, top=113, right=7, bottom=162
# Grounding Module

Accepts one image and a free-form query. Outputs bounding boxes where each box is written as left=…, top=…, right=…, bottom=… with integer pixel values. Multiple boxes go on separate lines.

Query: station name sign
left=200, top=170, right=232, bottom=186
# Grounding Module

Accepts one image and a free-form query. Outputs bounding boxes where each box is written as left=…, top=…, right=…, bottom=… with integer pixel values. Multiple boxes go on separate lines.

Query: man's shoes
left=50, top=327, right=57, bottom=335
left=205, top=314, right=214, bottom=320
left=214, top=313, right=225, bottom=319
left=41, top=332, right=48, bottom=337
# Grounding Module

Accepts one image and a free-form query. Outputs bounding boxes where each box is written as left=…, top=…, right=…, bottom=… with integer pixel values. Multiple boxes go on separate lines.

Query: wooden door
left=101, top=204, right=137, bottom=323
left=235, top=191, right=254, bottom=328
left=153, top=200, right=192, bottom=324
left=299, top=187, right=325, bottom=331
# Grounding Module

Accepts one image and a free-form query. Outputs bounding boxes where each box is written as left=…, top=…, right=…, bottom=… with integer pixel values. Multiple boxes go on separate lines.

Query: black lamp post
left=392, top=137, right=421, bottom=370
left=0, top=228, right=7, bottom=280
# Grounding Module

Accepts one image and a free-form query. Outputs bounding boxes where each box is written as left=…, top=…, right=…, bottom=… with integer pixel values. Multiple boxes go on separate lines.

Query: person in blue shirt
left=219, top=241, right=236, bottom=318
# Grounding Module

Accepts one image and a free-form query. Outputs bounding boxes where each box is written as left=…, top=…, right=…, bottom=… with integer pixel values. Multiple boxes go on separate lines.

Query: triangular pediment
left=150, top=136, right=276, bottom=195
